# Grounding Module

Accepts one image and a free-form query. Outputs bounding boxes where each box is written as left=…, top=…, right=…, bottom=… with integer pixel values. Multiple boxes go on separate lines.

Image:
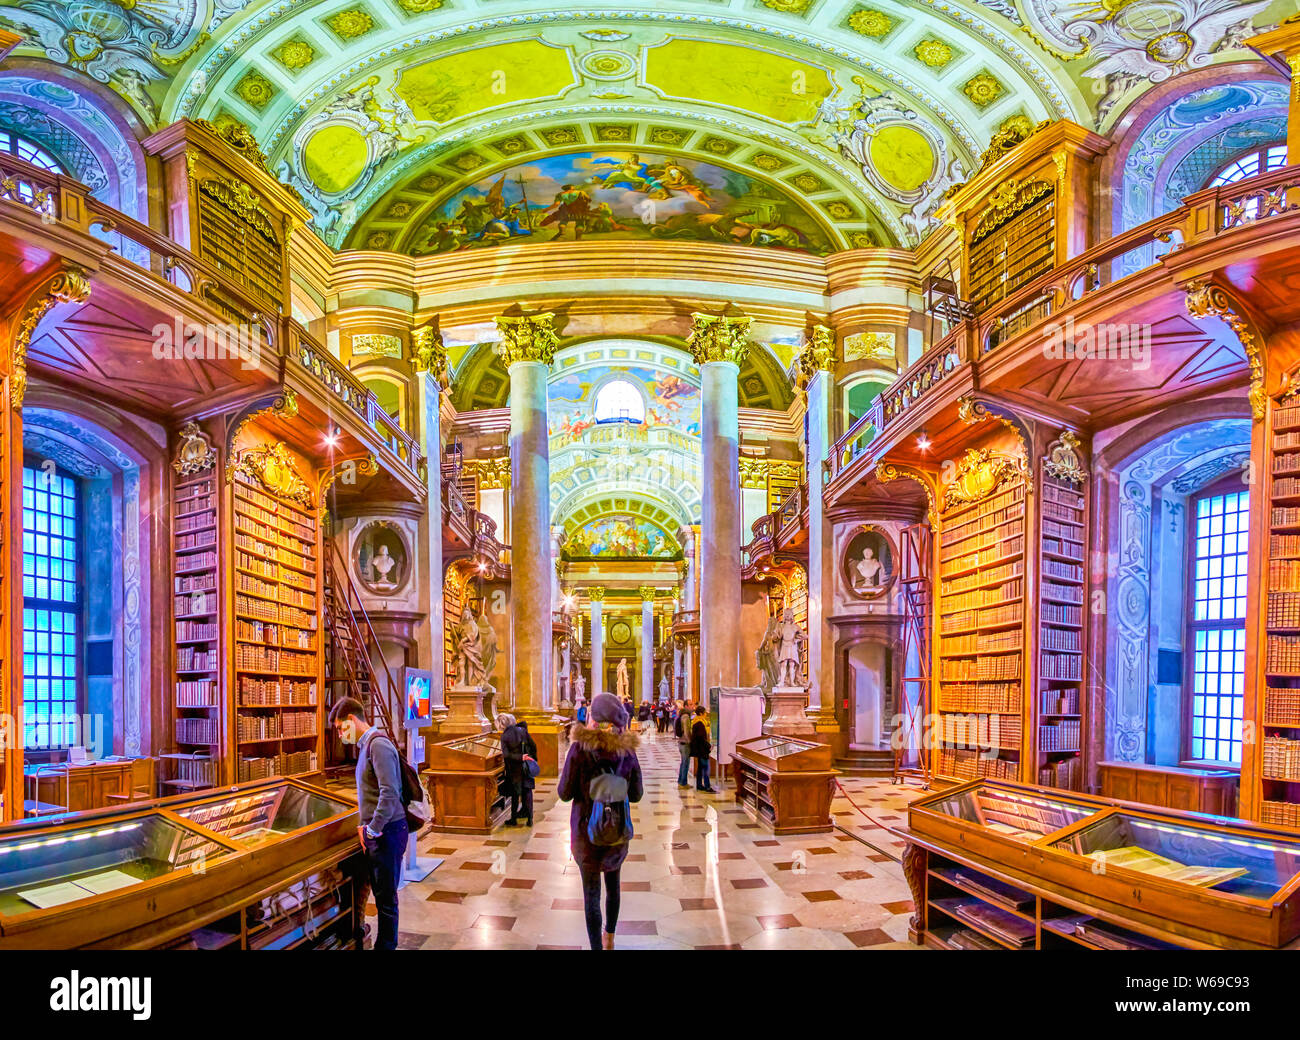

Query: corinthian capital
left=638, top=585, right=657, bottom=602
left=687, top=312, right=751, bottom=366
left=588, top=585, right=606, bottom=603
left=412, top=320, right=451, bottom=389
left=793, top=323, right=835, bottom=389
left=495, top=312, right=558, bottom=366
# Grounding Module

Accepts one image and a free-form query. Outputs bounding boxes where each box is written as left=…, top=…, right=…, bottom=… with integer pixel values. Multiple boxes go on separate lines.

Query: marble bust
left=371, top=544, right=398, bottom=589
left=852, top=546, right=883, bottom=591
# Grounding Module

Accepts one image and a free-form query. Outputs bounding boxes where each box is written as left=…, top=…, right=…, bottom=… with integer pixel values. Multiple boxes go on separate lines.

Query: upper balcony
left=740, top=482, right=809, bottom=578
left=0, top=151, right=425, bottom=493
left=442, top=475, right=507, bottom=578
left=828, top=163, right=1300, bottom=501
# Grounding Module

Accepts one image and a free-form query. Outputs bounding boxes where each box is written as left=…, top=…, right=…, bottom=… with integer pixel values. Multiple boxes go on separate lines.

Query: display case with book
left=896, top=778, right=1300, bottom=949
left=423, top=733, right=509, bottom=834
left=730, top=735, right=839, bottom=834
left=0, top=777, right=362, bottom=949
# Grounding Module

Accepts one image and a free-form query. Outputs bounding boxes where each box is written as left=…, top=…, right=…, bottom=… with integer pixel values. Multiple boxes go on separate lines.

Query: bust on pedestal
left=762, top=608, right=814, bottom=738
left=443, top=610, right=491, bottom=737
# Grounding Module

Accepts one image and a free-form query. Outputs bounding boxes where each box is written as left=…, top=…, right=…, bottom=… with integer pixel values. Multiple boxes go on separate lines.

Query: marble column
left=689, top=312, right=749, bottom=694
left=413, top=326, right=450, bottom=749
left=639, top=586, right=656, bottom=707
left=681, top=527, right=698, bottom=609
left=497, top=312, right=559, bottom=769
left=797, top=325, right=838, bottom=733
left=589, top=586, right=605, bottom=695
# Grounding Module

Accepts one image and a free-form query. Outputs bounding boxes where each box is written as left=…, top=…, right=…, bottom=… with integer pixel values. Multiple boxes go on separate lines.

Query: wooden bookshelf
left=966, top=184, right=1056, bottom=315
left=1034, top=453, right=1087, bottom=791
left=170, top=463, right=222, bottom=792
left=230, top=446, right=323, bottom=783
left=935, top=457, right=1027, bottom=784
left=1260, top=394, right=1300, bottom=826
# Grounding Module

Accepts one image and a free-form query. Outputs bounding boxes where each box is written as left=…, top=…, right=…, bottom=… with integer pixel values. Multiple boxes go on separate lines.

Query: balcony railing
left=0, top=151, right=424, bottom=484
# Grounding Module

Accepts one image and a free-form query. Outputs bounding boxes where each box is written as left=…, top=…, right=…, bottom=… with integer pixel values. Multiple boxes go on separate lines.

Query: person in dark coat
left=689, top=705, right=715, bottom=792
left=498, top=713, right=537, bottom=827
left=558, top=692, right=643, bottom=950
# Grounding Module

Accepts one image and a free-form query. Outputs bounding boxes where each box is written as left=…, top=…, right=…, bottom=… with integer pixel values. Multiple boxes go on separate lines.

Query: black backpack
left=374, top=732, right=429, bottom=831
left=586, top=759, right=632, bottom=847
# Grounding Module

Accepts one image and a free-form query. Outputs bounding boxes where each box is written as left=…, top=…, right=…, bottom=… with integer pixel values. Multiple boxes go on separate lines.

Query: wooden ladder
left=895, top=522, right=933, bottom=786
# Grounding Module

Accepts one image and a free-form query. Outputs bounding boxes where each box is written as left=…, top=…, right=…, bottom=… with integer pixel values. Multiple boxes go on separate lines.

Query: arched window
left=1185, top=477, right=1249, bottom=764
left=0, top=129, right=63, bottom=173
left=593, top=379, right=645, bottom=423
left=1208, top=144, right=1288, bottom=188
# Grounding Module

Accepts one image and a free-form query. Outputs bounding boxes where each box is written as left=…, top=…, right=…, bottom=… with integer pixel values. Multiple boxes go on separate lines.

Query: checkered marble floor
left=372, top=733, right=930, bottom=950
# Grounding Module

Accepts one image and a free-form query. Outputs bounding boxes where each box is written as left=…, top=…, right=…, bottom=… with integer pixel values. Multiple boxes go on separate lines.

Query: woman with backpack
left=499, top=713, right=538, bottom=827
left=558, top=692, right=643, bottom=950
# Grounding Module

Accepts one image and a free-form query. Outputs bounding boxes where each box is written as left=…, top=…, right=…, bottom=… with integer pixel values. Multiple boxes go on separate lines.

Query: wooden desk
left=24, top=760, right=133, bottom=814
left=1097, top=760, right=1238, bottom=817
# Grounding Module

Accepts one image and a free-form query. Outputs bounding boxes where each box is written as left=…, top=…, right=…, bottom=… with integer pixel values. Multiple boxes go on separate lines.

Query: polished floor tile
left=367, top=730, right=930, bottom=950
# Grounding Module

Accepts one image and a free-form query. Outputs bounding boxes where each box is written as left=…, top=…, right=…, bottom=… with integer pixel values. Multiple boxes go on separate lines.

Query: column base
left=513, top=707, right=566, bottom=777
left=804, top=705, right=841, bottom=748
left=440, top=685, right=491, bottom=738
left=763, top=686, right=816, bottom=739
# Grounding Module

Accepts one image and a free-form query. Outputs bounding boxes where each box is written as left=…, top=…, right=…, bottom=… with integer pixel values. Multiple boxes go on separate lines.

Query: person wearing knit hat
left=559, top=689, right=643, bottom=950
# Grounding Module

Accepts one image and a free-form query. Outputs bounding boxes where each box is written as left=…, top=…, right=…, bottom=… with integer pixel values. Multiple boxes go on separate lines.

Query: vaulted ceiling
left=0, top=0, right=1292, bottom=252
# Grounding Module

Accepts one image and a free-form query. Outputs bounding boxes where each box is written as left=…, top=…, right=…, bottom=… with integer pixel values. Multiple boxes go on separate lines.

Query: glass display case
left=732, top=735, right=834, bottom=773
left=1051, top=812, right=1300, bottom=900
left=900, top=778, right=1300, bottom=949
left=730, top=735, right=838, bottom=834
left=0, top=813, right=230, bottom=917
left=0, top=778, right=363, bottom=950
left=922, top=782, right=1096, bottom=842
left=424, top=731, right=509, bottom=834
left=176, top=783, right=353, bottom=847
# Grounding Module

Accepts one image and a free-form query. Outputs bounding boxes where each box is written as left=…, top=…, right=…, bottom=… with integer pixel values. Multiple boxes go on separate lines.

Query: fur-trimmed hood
left=569, top=723, right=639, bottom=755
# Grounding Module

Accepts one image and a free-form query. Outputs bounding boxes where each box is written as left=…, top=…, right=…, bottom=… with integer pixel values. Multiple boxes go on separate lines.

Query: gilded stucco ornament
left=225, top=386, right=299, bottom=461
left=875, top=462, right=939, bottom=529
left=463, top=456, right=511, bottom=490
left=942, top=448, right=1020, bottom=510
left=956, top=395, right=1029, bottom=467
left=172, top=421, right=216, bottom=476
left=1044, top=430, right=1088, bottom=485
left=638, top=585, right=658, bottom=602
left=976, top=118, right=1051, bottom=171
left=1184, top=278, right=1265, bottom=421
left=319, top=453, right=380, bottom=519
left=233, top=442, right=314, bottom=506
left=412, top=322, right=451, bottom=389
left=687, top=312, right=751, bottom=366
left=793, top=324, right=835, bottom=390
left=588, top=585, right=606, bottom=602
left=495, top=312, right=558, bottom=366
left=11, top=264, right=92, bottom=411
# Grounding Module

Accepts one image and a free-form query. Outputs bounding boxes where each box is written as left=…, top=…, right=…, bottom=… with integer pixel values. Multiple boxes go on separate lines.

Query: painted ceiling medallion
left=760, top=0, right=814, bottom=14
left=847, top=8, right=894, bottom=38
left=273, top=37, right=316, bottom=73
left=396, top=0, right=444, bottom=11
left=580, top=50, right=637, bottom=81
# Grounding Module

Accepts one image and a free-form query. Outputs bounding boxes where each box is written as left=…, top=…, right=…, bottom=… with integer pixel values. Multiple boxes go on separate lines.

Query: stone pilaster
left=639, top=586, right=656, bottom=707
left=688, top=312, right=749, bottom=693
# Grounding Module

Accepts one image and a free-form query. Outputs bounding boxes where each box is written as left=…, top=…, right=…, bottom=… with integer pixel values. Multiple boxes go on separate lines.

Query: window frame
left=1206, top=144, right=1289, bottom=190
left=1181, top=473, right=1250, bottom=768
left=20, top=458, right=85, bottom=759
left=0, top=130, right=64, bottom=174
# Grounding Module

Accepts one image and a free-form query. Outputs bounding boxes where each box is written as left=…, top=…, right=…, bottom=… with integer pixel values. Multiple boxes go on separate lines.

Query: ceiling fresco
left=0, top=0, right=1292, bottom=251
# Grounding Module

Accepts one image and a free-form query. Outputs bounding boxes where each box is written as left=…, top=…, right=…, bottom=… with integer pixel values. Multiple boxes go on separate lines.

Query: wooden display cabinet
left=731, top=735, right=839, bottom=834
left=0, top=777, right=363, bottom=949
left=1098, top=761, right=1238, bottom=818
left=423, top=733, right=509, bottom=834
left=896, top=779, right=1300, bottom=950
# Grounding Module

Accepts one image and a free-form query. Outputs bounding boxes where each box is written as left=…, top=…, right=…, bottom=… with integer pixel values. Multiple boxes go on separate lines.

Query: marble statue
left=453, top=609, right=484, bottom=687
left=573, top=671, right=586, bottom=702
left=658, top=673, right=669, bottom=702
left=852, top=546, right=884, bottom=592
left=775, top=608, right=808, bottom=687
left=616, top=658, right=629, bottom=699
left=756, top=612, right=780, bottom=690
left=370, top=544, right=398, bottom=589
left=477, top=608, right=498, bottom=688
